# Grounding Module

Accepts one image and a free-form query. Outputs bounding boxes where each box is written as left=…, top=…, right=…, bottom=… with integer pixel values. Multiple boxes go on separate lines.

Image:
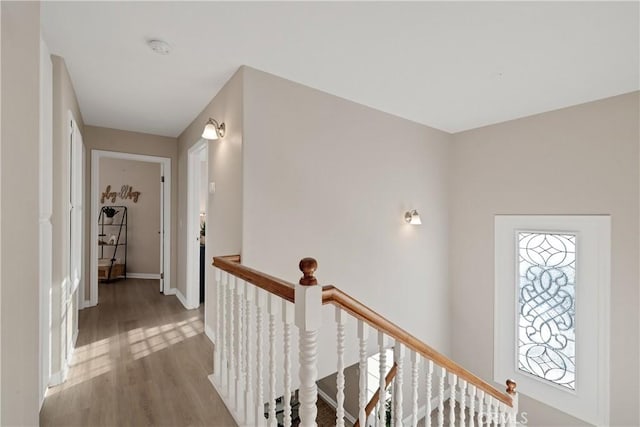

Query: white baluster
left=485, top=395, right=494, bottom=427
left=459, top=380, right=467, bottom=427
left=468, top=385, right=476, bottom=427
left=267, top=295, right=279, bottom=426
left=449, top=373, right=457, bottom=427
left=378, top=332, right=389, bottom=427
left=244, top=282, right=254, bottom=425
left=393, top=341, right=405, bottom=426
left=255, top=287, right=266, bottom=425
left=220, top=271, right=228, bottom=390
left=477, top=390, right=485, bottom=427
left=437, top=367, right=445, bottom=427
left=498, top=402, right=506, bottom=427
left=410, top=351, right=419, bottom=427
left=282, top=300, right=294, bottom=427
left=295, top=258, right=322, bottom=427
left=235, top=278, right=243, bottom=413
left=335, top=307, right=346, bottom=427
left=390, top=377, right=395, bottom=427
left=425, top=360, right=433, bottom=427
left=227, top=275, right=236, bottom=402
left=214, top=268, right=222, bottom=382
left=357, top=320, right=368, bottom=427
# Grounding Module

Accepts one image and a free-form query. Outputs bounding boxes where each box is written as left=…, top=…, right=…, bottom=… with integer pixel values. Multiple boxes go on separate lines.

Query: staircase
left=209, top=255, right=518, bottom=427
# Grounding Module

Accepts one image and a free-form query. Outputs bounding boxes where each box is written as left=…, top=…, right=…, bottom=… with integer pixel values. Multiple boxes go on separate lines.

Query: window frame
left=494, top=215, right=610, bottom=425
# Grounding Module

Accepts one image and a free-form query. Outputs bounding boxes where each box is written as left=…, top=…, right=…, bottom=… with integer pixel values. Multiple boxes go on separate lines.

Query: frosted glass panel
left=518, top=232, right=576, bottom=390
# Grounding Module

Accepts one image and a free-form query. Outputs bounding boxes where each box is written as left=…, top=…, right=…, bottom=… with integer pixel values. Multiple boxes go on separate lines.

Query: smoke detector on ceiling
left=147, top=39, right=171, bottom=55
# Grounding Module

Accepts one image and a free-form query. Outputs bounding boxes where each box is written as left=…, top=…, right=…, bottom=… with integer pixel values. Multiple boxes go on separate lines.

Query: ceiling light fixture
left=404, top=209, right=422, bottom=225
left=147, top=39, right=171, bottom=55
left=201, top=118, right=226, bottom=140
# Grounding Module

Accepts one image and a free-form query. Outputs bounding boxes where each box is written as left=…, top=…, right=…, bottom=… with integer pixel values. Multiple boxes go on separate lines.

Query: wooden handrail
left=212, top=255, right=296, bottom=303
left=212, top=255, right=513, bottom=408
left=353, top=363, right=398, bottom=427
left=322, top=285, right=513, bottom=407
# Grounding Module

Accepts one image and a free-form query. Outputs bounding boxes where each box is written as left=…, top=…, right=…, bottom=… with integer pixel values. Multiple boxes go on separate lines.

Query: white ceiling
left=41, top=1, right=639, bottom=138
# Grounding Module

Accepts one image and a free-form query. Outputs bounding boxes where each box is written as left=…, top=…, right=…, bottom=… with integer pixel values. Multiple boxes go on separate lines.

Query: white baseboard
left=127, top=273, right=161, bottom=280
left=205, top=324, right=215, bottom=344
left=317, top=387, right=357, bottom=424
left=49, top=370, right=64, bottom=387
left=81, top=299, right=96, bottom=309
left=164, top=287, right=177, bottom=295
left=175, top=289, right=198, bottom=310
left=208, top=375, right=245, bottom=426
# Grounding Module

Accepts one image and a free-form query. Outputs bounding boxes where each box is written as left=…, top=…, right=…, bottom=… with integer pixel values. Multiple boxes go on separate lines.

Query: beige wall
left=177, top=68, right=243, bottom=313
left=99, top=158, right=161, bottom=275
left=83, top=126, right=178, bottom=300
left=242, top=66, right=452, bottom=380
left=450, top=92, right=639, bottom=426
left=0, top=1, right=40, bottom=424
left=51, top=55, right=84, bottom=378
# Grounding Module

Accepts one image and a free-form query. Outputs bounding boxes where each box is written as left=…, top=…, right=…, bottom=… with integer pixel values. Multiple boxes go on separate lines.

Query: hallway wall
left=0, top=1, right=41, bottom=424
left=177, top=67, right=243, bottom=323
left=83, top=126, right=178, bottom=301
left=51, top=54, right=84, bottom=386
left=242, top=66, right=452, bottom=381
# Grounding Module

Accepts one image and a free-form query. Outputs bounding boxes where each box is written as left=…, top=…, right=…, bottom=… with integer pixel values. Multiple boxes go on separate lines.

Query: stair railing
left=353, top=362, right=397, bottom=427
left=209, top=255, right=518, bottom=427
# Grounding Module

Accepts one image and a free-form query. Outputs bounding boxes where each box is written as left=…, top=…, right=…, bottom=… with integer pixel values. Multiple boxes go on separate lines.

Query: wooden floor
left=40, top=279, right=236, bottom=427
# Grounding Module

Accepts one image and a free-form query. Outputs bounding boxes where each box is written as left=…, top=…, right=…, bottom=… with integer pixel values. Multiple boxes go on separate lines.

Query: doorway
left=186, top=140, right=208, bottom=309
left=90, top=151, right=171, bottom=306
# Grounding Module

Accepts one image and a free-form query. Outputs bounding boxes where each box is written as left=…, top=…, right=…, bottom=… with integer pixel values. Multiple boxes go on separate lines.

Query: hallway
left=40, top=279, right=236, bottom=426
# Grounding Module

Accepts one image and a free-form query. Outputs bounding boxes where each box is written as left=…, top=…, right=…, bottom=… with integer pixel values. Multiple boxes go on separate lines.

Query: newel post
left=295, top=257, right=322, bottom=427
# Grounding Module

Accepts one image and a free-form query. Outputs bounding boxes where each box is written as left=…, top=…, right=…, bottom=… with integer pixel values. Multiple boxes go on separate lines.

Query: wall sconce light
left=201, top=118, right=226, bottom=140
left=404, top=209, right=422, bottom=225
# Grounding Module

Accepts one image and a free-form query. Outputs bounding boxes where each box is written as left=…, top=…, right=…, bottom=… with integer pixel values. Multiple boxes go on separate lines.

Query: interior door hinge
left=161, top=273, right=164, bottom=279
left=161, top=176, right=165, bottom=183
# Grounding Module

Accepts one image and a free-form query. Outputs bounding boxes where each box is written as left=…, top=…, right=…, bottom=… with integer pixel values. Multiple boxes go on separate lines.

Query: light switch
left=209, top=182, right=216, bottom=193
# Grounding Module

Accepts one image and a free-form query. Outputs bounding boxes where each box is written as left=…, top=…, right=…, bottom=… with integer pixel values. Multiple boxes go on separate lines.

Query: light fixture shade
left=405, top=209, right=422, bottom=225
left=202, top=118, right=225, bottom=140
left=201, top=122, right=219, bottom=140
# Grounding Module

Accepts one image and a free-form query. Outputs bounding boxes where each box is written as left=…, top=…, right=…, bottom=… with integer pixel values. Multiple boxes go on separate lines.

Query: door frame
left=186, top=139, right=208, bottom=309
left=39, top=36, right=53, bottom=406
left=90, top=150, right=171, bottom=306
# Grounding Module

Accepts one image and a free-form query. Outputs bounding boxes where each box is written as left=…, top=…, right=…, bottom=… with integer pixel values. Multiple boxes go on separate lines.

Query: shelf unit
left=98, top=206, right=128, bottom=281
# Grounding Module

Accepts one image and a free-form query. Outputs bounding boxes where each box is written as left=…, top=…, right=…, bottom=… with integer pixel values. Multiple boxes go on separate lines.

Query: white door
left=186, top=141, right=207, bottom=308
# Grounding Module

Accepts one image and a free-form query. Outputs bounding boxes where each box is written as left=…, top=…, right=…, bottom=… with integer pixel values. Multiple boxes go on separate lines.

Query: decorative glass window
left=494, top=215, right=610, bottom=426
left=517, top=232, right=575, bottom=390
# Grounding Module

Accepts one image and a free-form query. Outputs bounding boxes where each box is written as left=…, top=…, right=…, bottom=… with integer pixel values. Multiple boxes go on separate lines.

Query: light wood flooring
left=40, top=279, right=236, bottom=427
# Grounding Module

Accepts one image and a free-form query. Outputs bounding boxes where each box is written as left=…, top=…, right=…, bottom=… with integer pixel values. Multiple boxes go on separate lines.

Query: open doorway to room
left=90, top=151, right=171, bottom=306
left=186, top=140, right=208, bottom=309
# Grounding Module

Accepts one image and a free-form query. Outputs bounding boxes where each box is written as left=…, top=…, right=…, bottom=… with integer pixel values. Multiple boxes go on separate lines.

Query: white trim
left=494, top=215, right=610, bottom=426
left=81, top=299, right=95, bottom=309
left=91, top=150, right=171, bottom=307
left=317, top=387, right=357, bottom=424
left=208, top=375, right=245, bottom=426
left=38, top=36, right=54, bottom=410
left=175, top=288, right=197, bottom=310
left=205, top=324, right=215, bottom=344
left=126, top=273, right=161, bottom=280
left=186, top=140, right=207, bottom=311
left=163, top=288, right=177, bottom=296
left=49, top=370, right=64, bottom=387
